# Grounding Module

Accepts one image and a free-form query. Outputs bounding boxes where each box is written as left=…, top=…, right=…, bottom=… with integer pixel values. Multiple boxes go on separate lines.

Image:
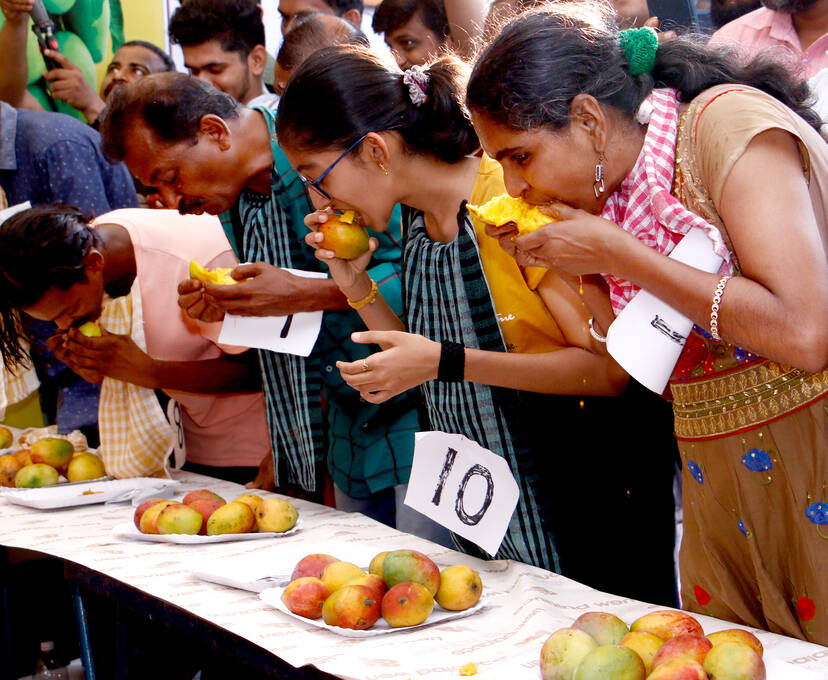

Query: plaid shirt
left=97, top=287, right=176, bottom=479
left=220, top=106, right=418, bottom=498
left=601, top=88, right=732, bottom=315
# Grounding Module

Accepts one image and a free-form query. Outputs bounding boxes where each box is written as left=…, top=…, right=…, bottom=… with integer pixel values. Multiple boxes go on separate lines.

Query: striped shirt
left=220, top=106, right=418, bottom=498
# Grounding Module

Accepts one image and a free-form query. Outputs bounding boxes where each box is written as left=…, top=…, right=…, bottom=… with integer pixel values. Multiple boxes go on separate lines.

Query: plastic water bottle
left=33, top=641, right=69, bottom=680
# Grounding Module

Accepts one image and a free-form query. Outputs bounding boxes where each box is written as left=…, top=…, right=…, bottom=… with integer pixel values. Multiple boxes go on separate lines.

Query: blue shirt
left=0, top=102, right=137, bottom=214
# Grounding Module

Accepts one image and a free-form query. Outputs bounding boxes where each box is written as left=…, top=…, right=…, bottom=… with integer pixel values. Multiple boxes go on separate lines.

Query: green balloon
left=26, top=19, right=48, bottom=85
left=65, top=0, right=109, bottom=63
left=43, top=0, right=78, bottom=12
left=53, top=31, right=96, bottom=121
left=28, top=81, right=56, bottom=112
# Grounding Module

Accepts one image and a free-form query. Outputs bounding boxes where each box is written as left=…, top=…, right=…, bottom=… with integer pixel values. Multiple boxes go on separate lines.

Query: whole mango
left=281, top=577, right=330, bottom=619
left=381, top=582, right=434, bottom=628
left=255, top=497, right=298, bottom=533
left=0, top=455, right=22, bottom=487
left=31, top=437, right=74, bottom=468
left=66, top=452, right=106, bottom=482
left=15, top=463, right=60, bottom=488
left=322, top=584, right=380, bottom=630
left=0, top=426, right=13, bottom=449
left=382, top=549, right=440, bottom=596
left=435, top=565, right=482, bottom=611
left=206, top=501, right=256, bottom=535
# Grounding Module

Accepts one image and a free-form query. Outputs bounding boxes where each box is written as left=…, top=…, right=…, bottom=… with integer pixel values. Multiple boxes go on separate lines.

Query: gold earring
left=378, top=162, right=389, bottom=176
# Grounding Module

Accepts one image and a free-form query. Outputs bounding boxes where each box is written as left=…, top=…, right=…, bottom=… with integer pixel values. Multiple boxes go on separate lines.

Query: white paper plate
left=2, top=477, right=178, bottom=509
left=260, top=586, right=485, bottom=637
left=113, top=520, right=300, bottom=544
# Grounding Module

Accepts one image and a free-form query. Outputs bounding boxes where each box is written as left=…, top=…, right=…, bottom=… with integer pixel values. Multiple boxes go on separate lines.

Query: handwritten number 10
left=432, top=448, right=494, bottom=526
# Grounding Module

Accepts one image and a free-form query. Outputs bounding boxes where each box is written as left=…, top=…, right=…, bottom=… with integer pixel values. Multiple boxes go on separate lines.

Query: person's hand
left=245, top=451, right=275, bottom=490
left=41, top=50, right=105, bottom=123
left=46, top=330, right=104, bottom=384
left=304, top=208, right=378, bottom=291
left=0, top=0, right=34, bottom=23
left=643, top=16, right=677, bottom=42
left=482, top=220, right=520, bottom=258
left=177, top=278, right=227, bottom=323
left=60, top=327, right=157, bottom=388
left=513, top=203, right=628, bottom=275
left=336, top=330, right=441, bottom=403
left=199, top=262, right=322, bottom=317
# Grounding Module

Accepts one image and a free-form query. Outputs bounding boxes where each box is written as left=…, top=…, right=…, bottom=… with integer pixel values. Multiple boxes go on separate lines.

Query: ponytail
left=467, top=4, right=820, bottom=132
left=275, top=44, right=479, bottom=163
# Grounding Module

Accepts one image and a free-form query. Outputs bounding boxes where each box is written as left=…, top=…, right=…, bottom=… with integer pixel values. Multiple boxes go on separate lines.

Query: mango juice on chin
left=466, top=194, right=555, bottom=235
left=189, top=259, right=239, bottom=286
left=318, top=210, right=370, bottom=260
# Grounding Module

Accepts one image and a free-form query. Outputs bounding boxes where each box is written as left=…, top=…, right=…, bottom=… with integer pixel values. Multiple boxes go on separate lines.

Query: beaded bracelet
left=709, top=275, right=731, bottom=341
left=588, top=317, right=607, bottom=344
left=346, top=278, right=378, bottom=310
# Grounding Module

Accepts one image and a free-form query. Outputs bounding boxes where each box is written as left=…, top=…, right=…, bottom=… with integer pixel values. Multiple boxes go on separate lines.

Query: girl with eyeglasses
left=275, top=45, right=680, bottom=606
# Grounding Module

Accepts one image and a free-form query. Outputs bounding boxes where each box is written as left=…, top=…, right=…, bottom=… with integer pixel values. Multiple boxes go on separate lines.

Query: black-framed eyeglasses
left=299, top=133, right=367, bottom=202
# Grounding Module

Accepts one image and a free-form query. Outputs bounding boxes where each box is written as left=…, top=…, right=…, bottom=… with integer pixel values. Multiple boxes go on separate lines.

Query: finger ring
left=361, top=359, right=370, bottom=372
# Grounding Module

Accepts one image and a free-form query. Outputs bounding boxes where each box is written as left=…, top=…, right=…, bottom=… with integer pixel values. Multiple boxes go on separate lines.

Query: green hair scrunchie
left=619, top=26, right=659, bottom=77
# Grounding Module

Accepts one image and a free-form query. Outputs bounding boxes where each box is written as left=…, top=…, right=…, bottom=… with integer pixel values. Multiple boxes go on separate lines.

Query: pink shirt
left=92, top=209, right=270, bottom=468
left=710, top=7, right=828, bottom=79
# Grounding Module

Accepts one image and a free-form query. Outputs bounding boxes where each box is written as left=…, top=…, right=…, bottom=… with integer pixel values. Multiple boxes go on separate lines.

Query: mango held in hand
left=318, top=210, right=370, bottom=260
left=31, top=437, right=74, bottom=468
left=255, top=497, right=298, bottom=532
left=189, top=259, right=238, bottom=286
left=466, top=194, right=554, bottom=235
left=77, top=321, right=102, bottom=337
left=435, top=565, right=482, bottom=611
left=66, top=452, right=106, bottom=482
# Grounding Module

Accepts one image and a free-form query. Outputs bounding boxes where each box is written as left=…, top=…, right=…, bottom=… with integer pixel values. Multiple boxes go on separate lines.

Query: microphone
left=30, top=0, right=62, bottom=71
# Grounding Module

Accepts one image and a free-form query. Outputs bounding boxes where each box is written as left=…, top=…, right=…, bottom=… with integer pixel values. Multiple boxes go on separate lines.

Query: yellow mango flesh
left=189, top=259, right=238, bottom=286
left=466, top=195, right=554, bottom=235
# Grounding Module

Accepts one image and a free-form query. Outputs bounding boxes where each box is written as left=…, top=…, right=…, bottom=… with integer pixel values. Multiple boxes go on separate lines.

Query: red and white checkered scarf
left=601, top=88, right=732, bottom=315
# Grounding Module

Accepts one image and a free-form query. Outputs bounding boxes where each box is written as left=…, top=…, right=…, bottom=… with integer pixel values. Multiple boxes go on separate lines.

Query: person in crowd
left=98, top=74, right=449, bottom=544
left=169, top=0, right=279, bottom=109
left=466, top=6, right=827, bottom=643
left=278, top=0, right=363, bottom=34
left=275, top=45, right=679, bottom=605
left=372, top=0, right=451, bottom=67
left=0, top=0, right=174, bottom=123
left=710, top=0, right=828, bottom=77
left=274, top=13, right=369, bottom=94
left=0, top=205, right=271, bottom=482
left=372, top=0, right=491, bottom=65
left=0, top=99, right=137, bottom=440
left=709, top=0, right=761, bottom=29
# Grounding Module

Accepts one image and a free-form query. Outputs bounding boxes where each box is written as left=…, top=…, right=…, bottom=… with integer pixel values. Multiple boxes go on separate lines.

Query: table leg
left=71, top=584, right=96, bottom=680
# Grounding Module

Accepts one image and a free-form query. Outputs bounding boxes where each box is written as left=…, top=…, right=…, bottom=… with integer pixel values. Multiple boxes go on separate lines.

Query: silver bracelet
left=588, top=316, right=607, bottom=343
left=709, top=275, right=731, bottom=341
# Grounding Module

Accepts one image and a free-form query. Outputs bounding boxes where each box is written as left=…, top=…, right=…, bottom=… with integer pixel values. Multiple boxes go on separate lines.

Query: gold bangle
left=347, top=278, right=379, bottom=310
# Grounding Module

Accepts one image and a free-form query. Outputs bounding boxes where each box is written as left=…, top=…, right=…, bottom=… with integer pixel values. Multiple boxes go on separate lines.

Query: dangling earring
left=593, top=154, right=605, bottom=198
left=378, top=162, right=389, bottom=176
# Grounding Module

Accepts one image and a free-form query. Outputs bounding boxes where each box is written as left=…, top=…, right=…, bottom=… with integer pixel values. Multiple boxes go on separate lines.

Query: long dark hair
left=275, top=45, right=479, bottom=163
left=467, top=4, right=821, bottom=132
left=0, top=205, right=99, bottom=368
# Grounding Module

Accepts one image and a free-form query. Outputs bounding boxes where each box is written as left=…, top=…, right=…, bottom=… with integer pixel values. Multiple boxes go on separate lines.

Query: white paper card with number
left=217, top=268, right=327, bottom=357
left=404, top=431, right=519, bottom=556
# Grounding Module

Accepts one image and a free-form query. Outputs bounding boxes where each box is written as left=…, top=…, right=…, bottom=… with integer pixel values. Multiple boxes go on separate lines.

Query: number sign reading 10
left=404, top=432, right=520, bottom=556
